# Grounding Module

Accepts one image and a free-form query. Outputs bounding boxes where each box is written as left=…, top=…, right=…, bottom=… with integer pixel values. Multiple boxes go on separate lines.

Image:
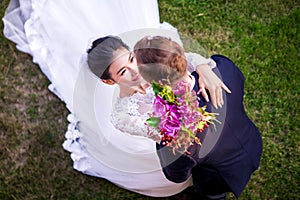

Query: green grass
left=1, top=0, right=299, bottom=199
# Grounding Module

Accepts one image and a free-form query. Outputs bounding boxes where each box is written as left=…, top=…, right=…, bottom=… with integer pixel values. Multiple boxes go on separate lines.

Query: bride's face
left=108, top=48, right=143, bottom=87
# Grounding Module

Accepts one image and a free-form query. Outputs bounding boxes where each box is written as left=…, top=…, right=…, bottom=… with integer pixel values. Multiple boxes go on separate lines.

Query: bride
left=3, top=0, right=229, bottom=197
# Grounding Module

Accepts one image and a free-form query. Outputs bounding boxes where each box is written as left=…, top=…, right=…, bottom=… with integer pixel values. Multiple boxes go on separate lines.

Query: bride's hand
left=196, top=64, right=231, bottom=109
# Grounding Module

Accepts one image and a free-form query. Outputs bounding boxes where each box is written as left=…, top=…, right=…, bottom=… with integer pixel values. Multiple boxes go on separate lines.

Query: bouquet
left=146, top=81, right=217, bottom=154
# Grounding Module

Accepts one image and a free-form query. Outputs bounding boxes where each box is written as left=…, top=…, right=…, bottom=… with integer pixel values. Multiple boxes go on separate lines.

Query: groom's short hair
left=134, top=36, right=187, bottom=84
left=87, top=36, right=129, bottom=80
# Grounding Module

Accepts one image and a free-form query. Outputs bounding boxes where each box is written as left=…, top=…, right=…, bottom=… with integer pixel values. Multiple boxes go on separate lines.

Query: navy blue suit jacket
left=156, top=55, right=262, bottom=197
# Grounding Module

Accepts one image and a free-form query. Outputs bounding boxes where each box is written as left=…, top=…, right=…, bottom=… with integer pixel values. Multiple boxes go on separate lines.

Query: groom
left=134, top=36, right=262, bottom=199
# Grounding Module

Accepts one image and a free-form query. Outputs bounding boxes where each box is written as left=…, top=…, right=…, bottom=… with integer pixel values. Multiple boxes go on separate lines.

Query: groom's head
left=134, top=36, right=187, bottom=85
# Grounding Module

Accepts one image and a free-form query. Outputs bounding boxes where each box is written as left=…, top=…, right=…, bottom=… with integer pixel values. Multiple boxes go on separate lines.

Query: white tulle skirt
left=3, top=0, right=192, bottom=197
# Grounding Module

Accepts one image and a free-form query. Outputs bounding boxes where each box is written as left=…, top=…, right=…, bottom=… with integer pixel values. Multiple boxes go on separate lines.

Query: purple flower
left=153, top=96, right=168, bottom=117
left=160, top=117, right=181, bottom=137
left=159, top=104, right=181, bottom=137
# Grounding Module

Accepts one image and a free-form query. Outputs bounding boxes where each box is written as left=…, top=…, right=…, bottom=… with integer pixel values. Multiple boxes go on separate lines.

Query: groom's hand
left=196, top=64, right=231, bottom=109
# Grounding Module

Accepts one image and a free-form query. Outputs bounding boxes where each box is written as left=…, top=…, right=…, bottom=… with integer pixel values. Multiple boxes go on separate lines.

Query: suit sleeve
left=156, top=143, right=197, bottom=183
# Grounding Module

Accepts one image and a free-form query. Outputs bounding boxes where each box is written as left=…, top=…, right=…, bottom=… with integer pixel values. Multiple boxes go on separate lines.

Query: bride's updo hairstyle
left=134, top=36, right=187, bottom=85
left=87, top=36, right=130, bottom=80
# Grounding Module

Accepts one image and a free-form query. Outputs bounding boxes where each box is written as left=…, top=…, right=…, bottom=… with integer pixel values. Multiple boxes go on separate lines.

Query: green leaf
left=196, top=121, right=205, bottom=130
left=161, top=85, right=176, bottom=103
left=152, top=81, right=163, bottom=95
left=146, top=117, right=160, bottom=127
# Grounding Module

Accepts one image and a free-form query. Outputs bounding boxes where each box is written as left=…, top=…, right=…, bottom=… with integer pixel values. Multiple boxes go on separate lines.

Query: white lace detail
left=111, top=87, right=162, bottom=143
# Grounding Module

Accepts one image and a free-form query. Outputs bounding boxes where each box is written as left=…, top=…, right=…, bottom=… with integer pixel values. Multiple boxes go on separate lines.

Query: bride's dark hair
left=87, top=36, right=129, bottom=80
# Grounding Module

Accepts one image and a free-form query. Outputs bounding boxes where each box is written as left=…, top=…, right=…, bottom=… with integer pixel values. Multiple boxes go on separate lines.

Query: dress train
left=3, top=0, right=192, bottom=197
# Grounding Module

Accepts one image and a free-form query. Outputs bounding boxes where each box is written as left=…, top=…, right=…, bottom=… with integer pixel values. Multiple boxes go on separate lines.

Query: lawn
left=0, top=0, right=299, bottom=199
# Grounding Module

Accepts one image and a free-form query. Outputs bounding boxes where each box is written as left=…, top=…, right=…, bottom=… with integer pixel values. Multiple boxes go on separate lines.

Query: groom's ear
left=102, top=79, right=115, bottom=85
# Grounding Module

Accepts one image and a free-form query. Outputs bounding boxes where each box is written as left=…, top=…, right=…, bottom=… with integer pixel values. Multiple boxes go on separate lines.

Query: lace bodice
left=110, top=87, right=162, bottom=142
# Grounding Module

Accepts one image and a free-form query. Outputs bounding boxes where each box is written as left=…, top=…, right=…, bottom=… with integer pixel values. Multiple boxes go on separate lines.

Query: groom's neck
left=181, top=73, right=194, bottom=86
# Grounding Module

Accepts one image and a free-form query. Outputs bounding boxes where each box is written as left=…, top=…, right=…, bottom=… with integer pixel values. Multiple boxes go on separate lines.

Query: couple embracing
left=3, top=0, right=262, bottom=199
left=87, top=35, right=262, bottom=199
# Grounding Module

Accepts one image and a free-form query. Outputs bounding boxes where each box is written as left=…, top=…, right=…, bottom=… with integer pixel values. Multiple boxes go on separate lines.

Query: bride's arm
left=185, top=52, right=231, bottom=109
left=110, top=99, right=161, bottom=142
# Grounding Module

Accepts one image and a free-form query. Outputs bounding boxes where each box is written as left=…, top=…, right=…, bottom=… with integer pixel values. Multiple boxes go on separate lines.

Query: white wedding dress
left=3, top=0, right=197, bottom=197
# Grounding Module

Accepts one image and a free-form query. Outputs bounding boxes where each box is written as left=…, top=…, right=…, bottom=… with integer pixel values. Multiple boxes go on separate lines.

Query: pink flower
left=159, top=105, right=181, bottom=137
left=153, top=96, right=168, bottom=117
left=160, top=117, right=181, bottom=137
